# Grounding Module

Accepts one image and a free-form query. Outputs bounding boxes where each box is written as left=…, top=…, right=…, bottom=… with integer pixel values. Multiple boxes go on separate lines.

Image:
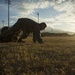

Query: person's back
left=11, top=18, right=38, bottom=34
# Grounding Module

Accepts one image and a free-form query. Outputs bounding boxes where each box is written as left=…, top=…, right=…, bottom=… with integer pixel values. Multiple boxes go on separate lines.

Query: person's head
left=39, top=22, right=47, bottom=30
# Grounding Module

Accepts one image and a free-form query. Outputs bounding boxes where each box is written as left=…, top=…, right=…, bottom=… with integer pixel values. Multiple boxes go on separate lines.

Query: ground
left=0, top=36, right=75, bottom=75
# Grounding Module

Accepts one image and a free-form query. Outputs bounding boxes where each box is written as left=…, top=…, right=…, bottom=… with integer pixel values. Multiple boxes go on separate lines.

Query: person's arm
left=33, top=25, right=43, bottom=44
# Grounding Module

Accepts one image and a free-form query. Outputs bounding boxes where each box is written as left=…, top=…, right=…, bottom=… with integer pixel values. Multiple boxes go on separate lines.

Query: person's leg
left=18, top=33, right=29, bottom=42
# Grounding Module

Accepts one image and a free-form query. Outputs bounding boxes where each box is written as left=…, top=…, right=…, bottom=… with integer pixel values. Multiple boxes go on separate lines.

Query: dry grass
left=0, top=36, right=75, bottom=75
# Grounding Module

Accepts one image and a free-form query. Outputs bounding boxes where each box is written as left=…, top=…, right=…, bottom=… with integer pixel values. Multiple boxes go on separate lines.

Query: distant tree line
left=41, top=32, right=71, bottom=37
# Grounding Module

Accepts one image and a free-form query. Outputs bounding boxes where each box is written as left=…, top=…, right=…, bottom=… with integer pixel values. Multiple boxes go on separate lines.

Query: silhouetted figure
left=0, top=18, right=47, bottom=43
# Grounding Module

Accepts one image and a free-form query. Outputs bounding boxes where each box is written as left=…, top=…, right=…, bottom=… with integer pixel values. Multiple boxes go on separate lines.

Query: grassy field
left=0, top=36, right=75, bottom=75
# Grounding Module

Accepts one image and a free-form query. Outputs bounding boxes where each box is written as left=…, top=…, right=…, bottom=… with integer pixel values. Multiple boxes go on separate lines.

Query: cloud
left=10, top=0, right=52, bottom=27
left=10, top=0, right=50, bottom=19
left=10, top=1, right=75, bottom=27
left=48, top=1, right=75, bottom=29
left=1, top=0, right=75, bottom=32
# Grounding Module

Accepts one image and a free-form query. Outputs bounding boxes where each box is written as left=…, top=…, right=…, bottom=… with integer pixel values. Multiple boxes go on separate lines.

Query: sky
left=0, top=0, right=75, bottom=32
